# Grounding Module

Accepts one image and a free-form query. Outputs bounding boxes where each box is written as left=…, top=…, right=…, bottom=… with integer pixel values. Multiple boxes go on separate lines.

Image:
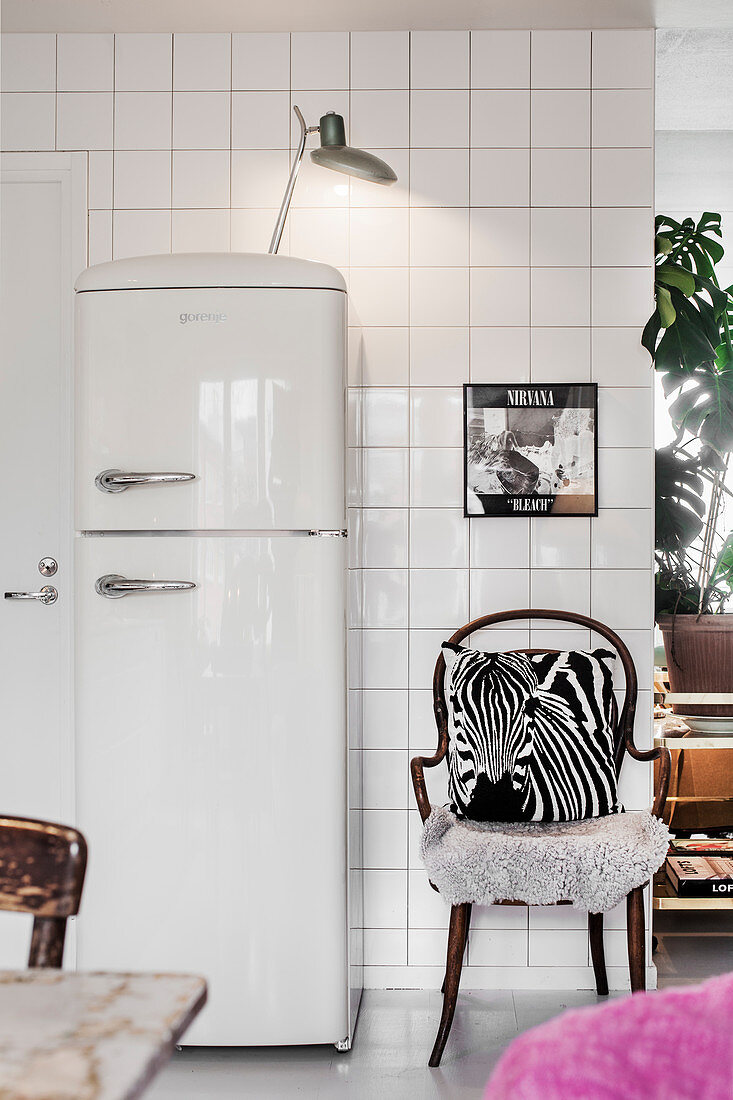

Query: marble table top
left=0, top=970, right=207, bottom=1100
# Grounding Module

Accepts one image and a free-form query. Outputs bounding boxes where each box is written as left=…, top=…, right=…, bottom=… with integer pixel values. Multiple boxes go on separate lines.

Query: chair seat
left=421, top=805, right=669, bottom=914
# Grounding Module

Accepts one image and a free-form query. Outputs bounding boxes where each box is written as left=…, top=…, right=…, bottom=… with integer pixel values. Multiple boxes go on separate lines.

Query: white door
left=75, top=533, right=348, bottom=1045
left=0, top=153, right=86, bottom=964
left=76, top=285, right=346, bottom=532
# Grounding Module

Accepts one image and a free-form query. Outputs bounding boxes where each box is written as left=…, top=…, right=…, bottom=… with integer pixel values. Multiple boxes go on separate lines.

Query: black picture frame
left=463, top=383, right=599, bottom=518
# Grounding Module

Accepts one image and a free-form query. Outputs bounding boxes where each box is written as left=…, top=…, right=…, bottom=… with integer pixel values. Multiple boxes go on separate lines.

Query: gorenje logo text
left=179, top=312, right=228, bottom=325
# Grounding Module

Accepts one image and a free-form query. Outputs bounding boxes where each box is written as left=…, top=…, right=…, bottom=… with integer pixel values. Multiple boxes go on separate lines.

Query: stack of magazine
left=666, top=839, right=733, bottom=897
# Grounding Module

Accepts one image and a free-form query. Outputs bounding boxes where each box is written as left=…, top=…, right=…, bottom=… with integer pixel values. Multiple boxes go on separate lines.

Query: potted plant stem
left=644, top=212, right=733, bottom=716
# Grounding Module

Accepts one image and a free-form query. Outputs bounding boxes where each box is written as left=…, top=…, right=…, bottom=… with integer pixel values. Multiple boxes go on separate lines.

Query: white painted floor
left=147, top=929, right=732, bottom=1099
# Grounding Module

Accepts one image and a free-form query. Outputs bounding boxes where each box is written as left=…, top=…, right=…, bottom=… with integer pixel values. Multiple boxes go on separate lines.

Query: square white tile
left=288, top=208, right=349, bottom=269
left=410, top=268, right=469, bottom=327
left=597, top=448, right=653, bottom=509
left=363, top=869, right=408, bottom=928
left=1, top=92, right=55, bottom=151
left=529, top=569, right=591, bottom=617
left=531, top=90, right=590, bottom=148
left=362, top=509, right=409, bottom=568
left=363, top=448, right=409, bottom=507
left=114, top=150, right=171, bottom=209
left=591, top=147, right=653, bottom=207
left=349, top=268, right=409, bottom=327
left=592, top=268, right=653, bottom=327
left=530, top=328, right=591, bottom=383
left=173, top=91, right=230, bottom=150
left=410, top=448, right=463, bottom=508
left=531, top=30, right=590, bottom=89
left=349, top=327, right=410, bottom=387
left=468, top=929, right=528, bottom=967
left=363, top=810, right=408, bottom=869
left=470, top=519, right=530, bottom=568
left=471, top=904, right=528, bottom=931
left=363, top=689, right=409, bottom=749
left=291, top=31, right=348, bottom=90
left=408, top=690, right=436, bottom=756
left=350, top=31, right=409, bottom=90
left=410, top=327, right=469, bottom=386
left=531, top=267, right=590, bottom=327
left=471, top=31, right=530, bottom=89
left=592, top=89, right=653, bottom=148
left=88, top=210, right=112, bottom=264
left=363, top=389, right=410, bottom=447
left=470, top=90, right=530, bottom=148
left=408, top=929, right=454, bottom=966
left=363, top=630, right=409, bottom=689
left=470, top=627, right=531, bottom=652
left=410, top=389, right=464, bottom=448
left=231, top=32, right=290, bottom=90
left=114, top=34, right=172, bottom=91
left=592, top=29, right=654, bottom=89
left=362, top=750, right=408, bottom=811
left=409, top=569, right=469, bottom=628
left=57, top=92, right=113, bottom=150
left=364, top=929, right=408, bottom=966
left=410, top=149, right=469, bottom=208
left=471, top=268, right=530, bottom=327
left=1, top=34, right=56, bottom=92
left=591, top=570, right=652, bottom=629
left=230, top=149, right=291, bottom=207
left=363, top=569, right=409, bottom=628
left=470, top=570, right=530, bottom=617
left=172, top=149, right=230, bottom=208
left=411, top=90, right=469, bottom=149
left=592, top=328, right=653, bottom=388
left=530, top=627, right=590, bottom=652
left=351, top=208, right=409, bottom=267
left=598, top=388, right=653, bottom=448
left=410, top=31, right=469, bottom=89
left=470, top=328, right=531, bottom=383
left=173, top=33, right=230, bottom=90
left=57, top=33, right=113, bottom=91
left=471, top=209, right=530, bottom=267
left=531, top=148, right=589, bottom=207
left=112, top=210, right=171, bottom=259
left=114, top=92, right=171, bottom=150
left=591, top=508, right=652, bottom=569
left=289, top=154, right=350, bottom=209
left=410, top=208, right=469, bottom=267
left=230, top=208, right=282, bottom=253
left=409, top=630, right=451, bottom=693
left=410, top=509, right=468, bottom=568
left=471, top=149, right=530, bottom=207
left=172, top=209, right=230, bottom=252
left=350, top=90, right=409, bottom=150
left=591, top=208, right=654, bottom=267
left=530, top=517, right=590, bottom=568
left=231, top=91, right=290, bottom=149
left=530, top=208, right=589, bottom=267
left=288, top=90, right=348, bottom=147
left=408, top=869, right=450, bottom=928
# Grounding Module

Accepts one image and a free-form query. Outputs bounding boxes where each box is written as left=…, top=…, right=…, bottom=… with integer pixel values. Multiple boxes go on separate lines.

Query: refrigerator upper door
left=75, top=533, right=349, bottom=1046
left=76, top=276, right=345, bottom=531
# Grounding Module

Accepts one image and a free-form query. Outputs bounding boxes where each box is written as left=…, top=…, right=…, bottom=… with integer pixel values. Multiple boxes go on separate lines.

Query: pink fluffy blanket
left=484, top=972, right=733, bottom=1100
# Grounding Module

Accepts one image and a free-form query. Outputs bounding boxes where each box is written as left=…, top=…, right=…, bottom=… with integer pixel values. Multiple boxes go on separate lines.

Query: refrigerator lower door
left=75, top=534, right=349, bottom=1046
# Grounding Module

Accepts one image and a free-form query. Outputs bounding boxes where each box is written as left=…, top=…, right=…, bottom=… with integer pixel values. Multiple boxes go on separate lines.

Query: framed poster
left=464, top=383, right=598, bottom=517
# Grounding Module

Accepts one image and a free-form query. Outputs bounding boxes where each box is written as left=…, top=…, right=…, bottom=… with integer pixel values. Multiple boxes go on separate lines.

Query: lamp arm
left=268, top=106, right=318, bottom=255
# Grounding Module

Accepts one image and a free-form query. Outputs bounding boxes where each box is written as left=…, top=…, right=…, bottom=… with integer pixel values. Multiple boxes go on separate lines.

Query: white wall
left=0, top=27, right=656, bottom=989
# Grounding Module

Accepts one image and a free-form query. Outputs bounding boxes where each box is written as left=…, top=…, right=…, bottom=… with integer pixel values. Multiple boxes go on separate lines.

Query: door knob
left=95, top=574, right=196, bottom=599
left=95, top=469, right=196, bottom=493
left=4, top=586, right=58, bottom=605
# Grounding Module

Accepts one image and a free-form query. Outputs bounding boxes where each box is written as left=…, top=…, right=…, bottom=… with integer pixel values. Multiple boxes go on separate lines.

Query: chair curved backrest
left=432, top=608, right=637, bottom=774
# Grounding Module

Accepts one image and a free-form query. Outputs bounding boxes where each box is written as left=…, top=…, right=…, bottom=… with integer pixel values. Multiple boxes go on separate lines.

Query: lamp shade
left=309, top=112, right=397, bottom=186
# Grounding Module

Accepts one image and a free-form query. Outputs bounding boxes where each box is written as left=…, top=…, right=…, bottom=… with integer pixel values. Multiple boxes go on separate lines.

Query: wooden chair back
left=0, top=816, right=87, bottom=967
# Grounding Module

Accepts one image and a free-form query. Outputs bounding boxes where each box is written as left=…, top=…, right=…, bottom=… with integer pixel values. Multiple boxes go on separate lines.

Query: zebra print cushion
left=442, top=644, right=620, bottom=823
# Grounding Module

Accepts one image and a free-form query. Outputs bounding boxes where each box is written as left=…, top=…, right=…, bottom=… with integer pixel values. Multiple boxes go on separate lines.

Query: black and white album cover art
left=464, top=384, right=598, bottom=517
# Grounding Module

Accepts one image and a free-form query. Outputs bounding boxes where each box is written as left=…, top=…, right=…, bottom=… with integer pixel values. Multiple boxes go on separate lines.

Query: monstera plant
left=643, top=212, right=733, bottom=714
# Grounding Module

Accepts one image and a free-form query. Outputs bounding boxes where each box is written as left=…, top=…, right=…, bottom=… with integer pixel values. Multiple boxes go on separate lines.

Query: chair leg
left=588, top=911, right=609, bottom=996
left=430, top=903, right=470, bottom=1068
left=440, top=903, right=471, bottom=994
left=626, top=886, right=646, bottom=992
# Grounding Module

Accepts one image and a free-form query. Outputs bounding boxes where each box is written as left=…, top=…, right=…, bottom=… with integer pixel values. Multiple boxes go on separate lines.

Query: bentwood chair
left=0, top=815, right=88, bottom=967
left=410, top=609, right=671, bottom=1067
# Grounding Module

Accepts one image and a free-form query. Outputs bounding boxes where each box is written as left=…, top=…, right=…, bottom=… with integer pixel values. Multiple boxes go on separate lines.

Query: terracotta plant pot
left=658, top=613, right=733, bottom=717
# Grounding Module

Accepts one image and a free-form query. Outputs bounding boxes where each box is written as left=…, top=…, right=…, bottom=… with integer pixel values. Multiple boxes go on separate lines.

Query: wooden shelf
left=653, top=872, right=733, bottom=911
left=654, top=734, right=733, bottom=749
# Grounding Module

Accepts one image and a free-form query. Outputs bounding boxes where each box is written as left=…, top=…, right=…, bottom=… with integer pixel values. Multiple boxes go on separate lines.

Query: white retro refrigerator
left=73, top=253, right=360, bottom=1047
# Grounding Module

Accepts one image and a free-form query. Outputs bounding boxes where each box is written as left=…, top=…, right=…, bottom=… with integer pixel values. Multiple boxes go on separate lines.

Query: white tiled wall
left=1, top=27, right=656, bottom=989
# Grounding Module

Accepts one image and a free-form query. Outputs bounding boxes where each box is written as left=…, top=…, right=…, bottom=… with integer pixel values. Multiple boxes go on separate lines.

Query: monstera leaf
left=655, top=446, right=705, bottom=551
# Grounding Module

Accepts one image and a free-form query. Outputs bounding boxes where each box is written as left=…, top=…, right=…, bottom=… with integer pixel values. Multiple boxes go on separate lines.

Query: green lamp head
left=310, top=112, right=398, bottom=186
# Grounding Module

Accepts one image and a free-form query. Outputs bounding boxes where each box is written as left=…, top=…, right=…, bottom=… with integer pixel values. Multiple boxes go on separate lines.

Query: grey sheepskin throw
left=421, top=805, right=670, bottom=914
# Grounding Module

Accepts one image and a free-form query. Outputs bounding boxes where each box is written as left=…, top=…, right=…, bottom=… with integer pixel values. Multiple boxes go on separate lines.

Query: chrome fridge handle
left=95, top=574, right=196, bottom=599
left=95, top=469, right=196, bottom=493
left=4, top=586, right=58, bottom=605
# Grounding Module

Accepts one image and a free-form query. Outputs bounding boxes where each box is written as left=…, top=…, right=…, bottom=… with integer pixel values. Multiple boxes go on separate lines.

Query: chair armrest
left=410, top=752, right=443, bottom=823
left=626, top=742, right=671, bottom=820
